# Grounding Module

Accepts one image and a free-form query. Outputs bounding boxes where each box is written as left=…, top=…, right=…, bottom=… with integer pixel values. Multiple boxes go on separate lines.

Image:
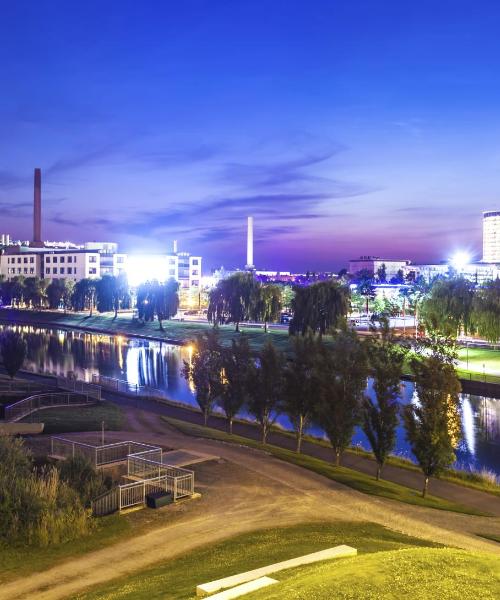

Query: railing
left=92, top=488, right=119, bottom=516
left=91, top=374, right=163, bottom=397
left=4, top=392, right=96, bottom=422
left=51, top=437, right=99, bottom=463
left=57, top=377, right=101, bottom=400
left=0, top=378, right=53, bottom=393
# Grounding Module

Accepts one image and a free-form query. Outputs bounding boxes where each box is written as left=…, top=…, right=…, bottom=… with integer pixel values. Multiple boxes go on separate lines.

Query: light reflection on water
left=2, top=323, right=499, bottom=475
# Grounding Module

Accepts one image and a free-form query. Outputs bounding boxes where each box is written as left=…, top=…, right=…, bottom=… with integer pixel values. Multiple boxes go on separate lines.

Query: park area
left=0, top=383, right=499, bottom=599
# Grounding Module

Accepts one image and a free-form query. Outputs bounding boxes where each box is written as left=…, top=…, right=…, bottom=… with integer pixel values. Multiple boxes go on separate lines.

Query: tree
left=46, top=279, right=70, bottom=310
left=182, top=331, right=223, bottom=425
left=289, top=280, right=350, bottom=336
left=472, top=279, right=500, bottom=342
left=247, top=341, right=285, bottom=444
left=24, top=277, right=48, bottom=308
left=207, top=272, right=259, bottom=331
left=404, top=353, right=462, bottom=497
left=390, top=269, right=405, bottom=284
left=314, top=328, right=368, bottom=465
left=219, top=336, right=253, bottom=434
left=362, top=319, right=407, bottom=479
left=356, top=273, right=376, bottom=316
left=72, top=278, right=96, bottom=315
left=376, top=263, right=387, bottom=283
left=252, top=284, right=282, bottom=332
left=283, top=332, right=322, bottom=452
left=420, top=277, right=474, bottom=338
left=58, top=455, right=112, bottom=508
left=0, top=330, right=27, bottom=378
left=154, top=278, right=179, bottom=330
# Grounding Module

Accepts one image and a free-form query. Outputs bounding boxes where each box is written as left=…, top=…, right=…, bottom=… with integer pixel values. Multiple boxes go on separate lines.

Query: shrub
left=0, top=435, right=91, bottom=546
left=58, top=454, right=112, bottom=508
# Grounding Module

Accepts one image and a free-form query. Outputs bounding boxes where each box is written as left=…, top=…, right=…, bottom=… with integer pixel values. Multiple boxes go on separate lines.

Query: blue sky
left=1, top=1, right=500, bottom=270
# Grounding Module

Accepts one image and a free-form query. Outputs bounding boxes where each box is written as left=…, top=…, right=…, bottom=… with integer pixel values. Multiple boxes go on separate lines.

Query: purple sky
left=1, top=1, right=499, bottom=271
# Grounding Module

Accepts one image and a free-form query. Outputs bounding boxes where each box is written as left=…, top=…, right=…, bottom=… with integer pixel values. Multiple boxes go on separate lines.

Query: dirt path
left=2, top=409, right=499, bottom=600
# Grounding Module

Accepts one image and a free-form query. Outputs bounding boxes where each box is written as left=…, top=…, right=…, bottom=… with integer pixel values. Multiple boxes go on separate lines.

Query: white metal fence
left=49, top=437, right=196, bottom=516
left=4, top=392, right=96, bottom=422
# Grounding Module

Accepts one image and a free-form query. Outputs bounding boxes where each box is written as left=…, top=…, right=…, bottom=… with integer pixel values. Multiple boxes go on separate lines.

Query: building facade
left=349, top=256, right=410, bottom=280
left=483, top=211, right=500, bottom=263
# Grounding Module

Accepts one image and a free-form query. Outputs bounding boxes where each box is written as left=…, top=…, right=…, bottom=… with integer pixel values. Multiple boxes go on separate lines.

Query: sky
left=1, top=1, right=500, bottom=272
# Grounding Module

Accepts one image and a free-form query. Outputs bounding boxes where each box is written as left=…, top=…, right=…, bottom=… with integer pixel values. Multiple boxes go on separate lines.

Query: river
left=2, top=323, right=499, bottom=475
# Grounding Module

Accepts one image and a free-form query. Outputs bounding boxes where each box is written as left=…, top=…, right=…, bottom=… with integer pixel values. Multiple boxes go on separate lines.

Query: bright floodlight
left=450, top=251, right=471, bottom=271
left=126, top=255, right=169, bottom=286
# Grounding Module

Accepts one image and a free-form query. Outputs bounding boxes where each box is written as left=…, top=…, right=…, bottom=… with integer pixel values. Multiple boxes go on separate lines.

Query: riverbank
left=3, top=307, right=500, bottom=396
left=0, top=308, right=292, bottom=352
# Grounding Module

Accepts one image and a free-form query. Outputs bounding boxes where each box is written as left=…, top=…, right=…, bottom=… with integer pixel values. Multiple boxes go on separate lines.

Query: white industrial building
left=348, top=256, right=410, bottom=279
left=483, top=211, right=500, bottom=263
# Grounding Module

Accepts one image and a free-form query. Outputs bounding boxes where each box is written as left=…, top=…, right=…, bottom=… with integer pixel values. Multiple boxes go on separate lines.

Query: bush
left=58, top=454, right=112, bottom=508
left=0, top=435, right=91, bottom=546
left=0, top=330, right=27, bottom=378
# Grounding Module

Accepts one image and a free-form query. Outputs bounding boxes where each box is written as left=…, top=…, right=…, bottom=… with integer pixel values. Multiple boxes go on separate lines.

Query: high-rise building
left=245, top=216, right=255, bottom=270
left=483, top=211, right=500, bottom=263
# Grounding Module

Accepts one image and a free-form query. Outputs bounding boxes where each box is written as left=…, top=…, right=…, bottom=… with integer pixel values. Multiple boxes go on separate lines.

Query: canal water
left=2, top=323, right=499, bottom=476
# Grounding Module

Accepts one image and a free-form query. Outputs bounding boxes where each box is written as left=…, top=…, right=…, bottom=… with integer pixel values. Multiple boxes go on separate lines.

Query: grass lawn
left=248, top=547, right=500, bottom=600
left=74, top=521, right=442, bottom=600
left=20, top=400, right=124, bottom=434
left=456, top=346, right=500, bottom=382
left=0, top=513, right=129, bottom=584
left=0, top=308, right=295, bottom=353
left=162, top=417, right=488, bottom=515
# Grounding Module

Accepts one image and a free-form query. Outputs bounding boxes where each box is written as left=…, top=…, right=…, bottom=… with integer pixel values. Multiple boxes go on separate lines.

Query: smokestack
left=173, top=240, right=178, bottom=254
left=246, top=216, right=254, bottom=270
left=32, top=168, right=42, bottom=246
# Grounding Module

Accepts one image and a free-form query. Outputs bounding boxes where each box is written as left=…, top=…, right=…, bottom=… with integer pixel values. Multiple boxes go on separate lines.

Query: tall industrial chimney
left=245, top=216, right=254, bottom=270
left=32, top=168, right=43, bottom=247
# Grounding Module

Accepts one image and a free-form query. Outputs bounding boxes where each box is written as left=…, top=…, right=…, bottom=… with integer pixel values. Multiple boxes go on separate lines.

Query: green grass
left=20, top=400, right=124, bottom=434
left=0, top=513, right=130, bottom=584
left=162, top=417, right=489, bottom=515
left=457, top=346, right=500, bottom=383
left=74, top=521, right=441, bottom=600
left=247, top=547, right=500, bottom=600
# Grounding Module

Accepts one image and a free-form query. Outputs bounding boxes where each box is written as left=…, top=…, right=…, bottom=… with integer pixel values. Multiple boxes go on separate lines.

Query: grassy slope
left=20, top=401, right=124, bottom=434
left=75, top=522, right=441, bottom=600
left=248, top=547, right=500, bottom=600
left=162, top=417, right=488, bottom=515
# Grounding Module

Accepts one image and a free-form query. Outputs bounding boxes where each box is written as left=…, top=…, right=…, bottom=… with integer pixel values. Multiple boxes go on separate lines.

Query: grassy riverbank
left=0, top=308, right=293, bottom=353
left=162, top=417, right=489, bottom=515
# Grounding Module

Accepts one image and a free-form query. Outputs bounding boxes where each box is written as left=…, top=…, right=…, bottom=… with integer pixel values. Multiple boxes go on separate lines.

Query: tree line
left=184, top=322, right=462, bottom=497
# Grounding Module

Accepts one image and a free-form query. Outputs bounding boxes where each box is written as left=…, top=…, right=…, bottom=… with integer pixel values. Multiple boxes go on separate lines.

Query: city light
left=450, top=251, right=471, bottom=271
left=125, top=255, right=169, bottom=287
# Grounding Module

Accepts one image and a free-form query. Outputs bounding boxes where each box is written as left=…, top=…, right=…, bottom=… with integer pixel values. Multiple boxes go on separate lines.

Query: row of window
left=45, top=255, right=98, bottom=263
left=46, top=267, right=76, bottom=275
left=7, top=267, right=35, bottom=275
left=6, top=257, right=35, bottom=264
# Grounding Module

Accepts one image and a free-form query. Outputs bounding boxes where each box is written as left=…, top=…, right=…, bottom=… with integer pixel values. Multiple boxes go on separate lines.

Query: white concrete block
left=205, top=577, right=278, bottom=600
left=196, top=545, right=357, bottom=597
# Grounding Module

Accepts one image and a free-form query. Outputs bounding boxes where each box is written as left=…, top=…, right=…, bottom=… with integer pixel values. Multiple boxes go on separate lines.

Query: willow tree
left=289, top=280, right=350, bottom=336
left=207, top=272, right=260, bottom=331
left=420, top=277, right=475, bottom=338
left=314, top=328, right=368, bottom=465
left=252, top=284, right=282, bottom=332
left=472, top=279, right=500, bottom=342
left=404, top=353, right=462, bottom=497
left=362, top=319, right=407, bottom=480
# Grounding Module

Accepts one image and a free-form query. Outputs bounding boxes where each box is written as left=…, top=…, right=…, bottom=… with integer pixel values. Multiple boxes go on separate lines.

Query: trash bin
left=146, top=491, right=172, bottom=508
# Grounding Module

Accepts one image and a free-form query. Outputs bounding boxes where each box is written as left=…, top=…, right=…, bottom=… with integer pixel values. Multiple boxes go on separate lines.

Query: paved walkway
left=3, top=411, right=499, bottom=600
left=105, top=390, right=500, bottom=517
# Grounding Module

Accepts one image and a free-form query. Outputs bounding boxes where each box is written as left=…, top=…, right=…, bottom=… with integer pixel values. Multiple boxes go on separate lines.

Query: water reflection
left=1, top=323, right=499, bottom=474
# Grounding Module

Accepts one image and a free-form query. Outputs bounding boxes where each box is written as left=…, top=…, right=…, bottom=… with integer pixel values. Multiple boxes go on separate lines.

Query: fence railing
left=57, top=377, right=101, bottom=400
left=91, top=374, right=164, bottom=397
left=4, top=392, right=96, bottom=422
left=0, top=378, right=54, bottom=394
left=51, top=436, right=195, bottom=516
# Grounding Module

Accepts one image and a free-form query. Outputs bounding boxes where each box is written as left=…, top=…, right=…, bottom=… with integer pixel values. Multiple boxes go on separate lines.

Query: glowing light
left=450, top=251, right=471, bottom=271
left=116, top=335, right=125, bottom=344
left=461, top=396, right=475, bottom=455
left=125, top=254, right=170, bottom=287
